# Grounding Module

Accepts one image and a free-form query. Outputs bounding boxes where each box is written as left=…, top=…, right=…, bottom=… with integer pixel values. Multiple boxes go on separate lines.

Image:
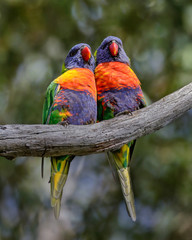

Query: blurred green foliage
left=0, top=0, right=192, bottom=239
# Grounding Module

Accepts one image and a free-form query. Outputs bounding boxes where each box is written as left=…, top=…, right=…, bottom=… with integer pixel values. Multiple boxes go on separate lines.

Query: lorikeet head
left=65, top=43, right=95, bottom=72
left=95, top=36, right=130, bottom=66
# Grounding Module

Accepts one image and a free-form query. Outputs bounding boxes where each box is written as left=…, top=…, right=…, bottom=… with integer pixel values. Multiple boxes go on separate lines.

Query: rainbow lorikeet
left=42, top=43, right=97, bottom=219
left=95, top=36, right=146, bottom=221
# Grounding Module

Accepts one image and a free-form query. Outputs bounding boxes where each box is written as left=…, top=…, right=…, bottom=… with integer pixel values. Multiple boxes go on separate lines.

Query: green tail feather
left=111, top=144, right=136, bottom=222
left=50, top=155, right=74, bottom=219
left=53, top=190, right=63, bottom=219
left=117, top=166, right=136, bottom=221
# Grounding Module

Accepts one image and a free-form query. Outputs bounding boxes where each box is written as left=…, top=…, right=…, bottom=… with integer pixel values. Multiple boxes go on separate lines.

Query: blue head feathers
left=95, top=36, right=130, bottom=66
left=65, top=43, right=95, bottom=72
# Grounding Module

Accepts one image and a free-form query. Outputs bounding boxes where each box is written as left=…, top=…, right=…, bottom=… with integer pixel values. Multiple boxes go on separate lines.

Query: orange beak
left=81, top=46, right=91, bottom=62
left=109, top=41, right=119, bottom=57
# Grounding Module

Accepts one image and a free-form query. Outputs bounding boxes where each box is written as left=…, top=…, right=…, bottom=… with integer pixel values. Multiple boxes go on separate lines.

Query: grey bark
left=0, top=82, right=192, bottom=160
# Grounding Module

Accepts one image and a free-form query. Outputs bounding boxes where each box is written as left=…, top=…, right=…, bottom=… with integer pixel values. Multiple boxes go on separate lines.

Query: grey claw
left=115, top=110, right=133, bottom=117
left=58, top=120, right=69, bottom=127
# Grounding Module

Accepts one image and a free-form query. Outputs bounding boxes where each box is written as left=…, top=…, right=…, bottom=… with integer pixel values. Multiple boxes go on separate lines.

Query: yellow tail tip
left=53, top=200, right=61, bottom=219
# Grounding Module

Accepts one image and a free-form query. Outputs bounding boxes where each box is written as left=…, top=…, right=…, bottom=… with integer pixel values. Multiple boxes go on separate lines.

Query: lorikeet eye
left=69, top=50, right=77, bottom=57
left=101, top=43, right=107, bottom=50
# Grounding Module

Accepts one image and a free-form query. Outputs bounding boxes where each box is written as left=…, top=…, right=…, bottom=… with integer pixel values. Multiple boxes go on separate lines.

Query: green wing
left=97, top=98, right=115, bottom=122
left=139, top=96, right=147, bottom=109
left=94, top=49, right=98, bottom=65
left=42, top=81, right=60, bottom=124
left=41, top=80, right=60, bottom=178
left=61, top=63, right=68, bottom=74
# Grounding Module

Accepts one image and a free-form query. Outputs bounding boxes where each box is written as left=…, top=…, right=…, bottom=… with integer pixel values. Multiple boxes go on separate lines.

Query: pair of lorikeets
left=42, top=36, right=146, bottom=221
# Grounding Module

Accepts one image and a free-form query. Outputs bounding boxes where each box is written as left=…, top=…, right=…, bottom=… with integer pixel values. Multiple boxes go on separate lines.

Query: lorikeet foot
left=58, top=120, right=69, bottom=127
left=115, top=110, right=133, bottom=117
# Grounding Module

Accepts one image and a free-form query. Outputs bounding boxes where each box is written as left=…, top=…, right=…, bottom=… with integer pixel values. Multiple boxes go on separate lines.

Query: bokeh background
left=0, top=0, right=192, bottom=239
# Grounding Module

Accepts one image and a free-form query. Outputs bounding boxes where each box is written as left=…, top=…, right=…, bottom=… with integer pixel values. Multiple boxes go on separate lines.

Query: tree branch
left=0, top=82, right=192, bottom=160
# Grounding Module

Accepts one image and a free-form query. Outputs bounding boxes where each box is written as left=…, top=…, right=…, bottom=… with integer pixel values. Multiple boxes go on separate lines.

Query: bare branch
left=0, top=82, right=192, bottom=159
